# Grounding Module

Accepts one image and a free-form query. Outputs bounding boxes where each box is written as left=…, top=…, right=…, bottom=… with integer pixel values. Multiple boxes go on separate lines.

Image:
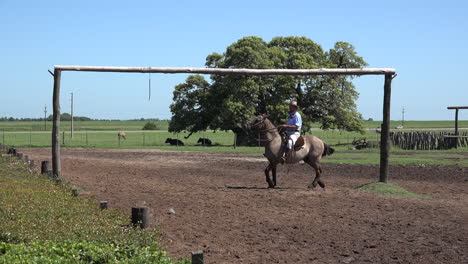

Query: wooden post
left=131, top=206, right=150, bottom=228
left=71, top=188, right=78, bottom=196
left=233, top=132, right=237, bottom=149
left=379, top=74, right=393, bottom=183
left=100, top=201, right=108, bottom=210
left=191, top=251, right=204, bottom=264
left=70, top=92, right=74, bottom=139
left=454, top=109, right=459, bottom=149
left=41, top=161, right=49, bottom=174
left=52, top=69, right=61, bottom=179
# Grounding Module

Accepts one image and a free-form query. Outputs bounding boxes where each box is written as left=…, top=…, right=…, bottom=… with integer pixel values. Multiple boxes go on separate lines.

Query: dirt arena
left=22, top=148, right=467, bottom=264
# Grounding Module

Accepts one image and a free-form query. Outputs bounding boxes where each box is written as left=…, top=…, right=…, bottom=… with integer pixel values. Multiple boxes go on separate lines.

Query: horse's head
left=245, top=114, right=269, bottom=131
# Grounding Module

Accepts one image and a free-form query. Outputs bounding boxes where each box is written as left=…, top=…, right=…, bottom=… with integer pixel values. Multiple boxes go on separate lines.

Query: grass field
left=2, top=120, right=467, bottom=167
left=0, top=155, right=185, bottom=263
left=1, top=120, right=467, bottom=132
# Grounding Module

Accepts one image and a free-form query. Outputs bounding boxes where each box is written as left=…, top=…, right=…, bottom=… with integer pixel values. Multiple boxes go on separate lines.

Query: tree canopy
left=169, top=36, right=368, bottom=141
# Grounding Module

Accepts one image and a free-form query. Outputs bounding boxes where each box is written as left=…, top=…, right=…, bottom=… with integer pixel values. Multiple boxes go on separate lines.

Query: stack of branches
left=389, top=131, right=468, bottom=150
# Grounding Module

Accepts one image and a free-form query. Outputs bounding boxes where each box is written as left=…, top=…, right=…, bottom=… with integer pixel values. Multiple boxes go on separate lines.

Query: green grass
left=0, top=155, right=185, bottom=263
left=1, top=119, right=467, bottom=132
left=1, top=120, right=467, bottom=167
left=356, top=182, right=429, bottom=198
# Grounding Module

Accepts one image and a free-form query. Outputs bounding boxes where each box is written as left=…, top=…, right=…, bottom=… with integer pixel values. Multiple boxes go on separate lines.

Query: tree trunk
left=232, top=128, right=259, bottom=146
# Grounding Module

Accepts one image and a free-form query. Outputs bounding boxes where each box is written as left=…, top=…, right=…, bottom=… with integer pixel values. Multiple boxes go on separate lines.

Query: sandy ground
left=21, top=148, right=468, bottom=264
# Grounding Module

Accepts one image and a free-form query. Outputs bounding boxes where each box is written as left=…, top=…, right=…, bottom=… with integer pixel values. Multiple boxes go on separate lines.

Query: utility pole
left=44, top=105, right=47, bottom=131
left=71, top=92, right=74, bottom=139
left=401, top=107, right=405, bottom=127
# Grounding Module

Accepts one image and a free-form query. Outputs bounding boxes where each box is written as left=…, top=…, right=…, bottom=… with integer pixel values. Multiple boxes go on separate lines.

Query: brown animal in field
left=245, top=114, right=334, bottom=189
left=118, top=132, right=126, bottom=140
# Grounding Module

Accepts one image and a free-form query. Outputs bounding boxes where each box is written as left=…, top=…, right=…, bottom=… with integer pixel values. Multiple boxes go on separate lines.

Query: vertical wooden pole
left=379, top=74, right=392, bottom=183
left=52, top=69, right=62, bottom=179
left=233, top=132, right=237, bottom=149
left=455, top=109, right=459, bottom=149
left=71, top=92, right=74, bottom=139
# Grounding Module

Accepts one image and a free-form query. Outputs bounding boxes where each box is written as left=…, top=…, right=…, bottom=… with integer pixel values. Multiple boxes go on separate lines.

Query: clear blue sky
left=1, top=0, right=467, bottom=121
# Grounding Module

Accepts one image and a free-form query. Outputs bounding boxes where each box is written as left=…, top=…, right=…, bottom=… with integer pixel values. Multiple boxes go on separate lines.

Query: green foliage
left=0, top=157, right=184, bottom=263
left=142, top=121, right=160, bottom=130
left=356, top=182, right=429, bottom=198
left=169, top=36, right=368, bottom=135
left=0, top=241, right=183, bottom=263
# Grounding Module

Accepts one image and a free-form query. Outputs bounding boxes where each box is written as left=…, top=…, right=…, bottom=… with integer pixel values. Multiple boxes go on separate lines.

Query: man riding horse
left=278, top=101, right=302, bottom=163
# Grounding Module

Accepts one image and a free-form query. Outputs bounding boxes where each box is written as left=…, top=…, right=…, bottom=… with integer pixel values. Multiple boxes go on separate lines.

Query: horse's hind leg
left=264, top=163, right=275, bottom=188
left=307, top=161, right=325, bottom=189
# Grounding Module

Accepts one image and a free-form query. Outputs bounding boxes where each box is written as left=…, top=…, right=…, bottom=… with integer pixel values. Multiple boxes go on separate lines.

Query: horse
left=197, top=137, right=212, bottom=146
left=245, top=114, right=334, bottom=189
left=165, top=138, right=184, bottom=146
left=118, top=132, right=126, bottom=140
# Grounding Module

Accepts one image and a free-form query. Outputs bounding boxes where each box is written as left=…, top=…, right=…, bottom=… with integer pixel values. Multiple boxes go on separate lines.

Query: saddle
left=294, top=136, right=305, bottom=150
left=280, top=130, right=305, bottom=151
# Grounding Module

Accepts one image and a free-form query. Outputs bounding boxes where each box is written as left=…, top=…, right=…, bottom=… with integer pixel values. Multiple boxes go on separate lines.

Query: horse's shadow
left=210, top=186, right=299, bottom=190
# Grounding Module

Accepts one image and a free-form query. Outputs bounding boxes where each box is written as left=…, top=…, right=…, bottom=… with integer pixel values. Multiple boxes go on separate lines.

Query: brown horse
left=118, top=132, right=126, bottom=140
left=245, top=114, right=334, bottom=189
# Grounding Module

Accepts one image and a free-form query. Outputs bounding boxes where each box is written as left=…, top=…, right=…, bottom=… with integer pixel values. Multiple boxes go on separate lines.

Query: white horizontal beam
left=54, top=65, right=396, bottom=76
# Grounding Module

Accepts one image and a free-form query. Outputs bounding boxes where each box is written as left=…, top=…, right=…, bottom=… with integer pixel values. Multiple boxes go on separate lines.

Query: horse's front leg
left=264, top=163, right=275, bottom=188
left=272, top=163, right=277, bottom=187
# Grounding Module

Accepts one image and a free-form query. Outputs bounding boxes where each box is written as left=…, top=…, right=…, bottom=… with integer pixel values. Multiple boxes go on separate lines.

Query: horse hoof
left=268, top=185, right=275, bottom=189
left=318, top=182, right=325, bottom=188
left=307, top=184, right=316, bottom=189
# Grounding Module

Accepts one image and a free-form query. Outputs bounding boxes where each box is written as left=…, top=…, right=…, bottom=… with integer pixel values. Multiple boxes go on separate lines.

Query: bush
left=142, top=122, right=160, bottom=130
left=0, top=241, right=181, bottom=263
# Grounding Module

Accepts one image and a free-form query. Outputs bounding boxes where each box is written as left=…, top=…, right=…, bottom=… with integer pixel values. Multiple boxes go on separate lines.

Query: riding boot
left=280, top=148, right=293, bottom=164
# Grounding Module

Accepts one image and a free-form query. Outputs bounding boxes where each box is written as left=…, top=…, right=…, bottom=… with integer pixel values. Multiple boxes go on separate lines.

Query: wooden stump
left=131, top=207, right=150, bottom=228
left=71, top=188, right=78, bottom=196
left=100, top=201, right=108, bottom=210
left=41, top=161, right=49, bottom=174
left=191, top=250, right=204, bottom=264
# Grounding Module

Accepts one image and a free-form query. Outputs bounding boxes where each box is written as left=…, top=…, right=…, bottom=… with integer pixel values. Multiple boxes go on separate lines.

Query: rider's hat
left=289, top=101, right=298, bottom=108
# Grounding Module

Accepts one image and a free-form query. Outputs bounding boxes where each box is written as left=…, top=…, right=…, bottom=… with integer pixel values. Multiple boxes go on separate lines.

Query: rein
left=251, top=119, right=280, bottom=142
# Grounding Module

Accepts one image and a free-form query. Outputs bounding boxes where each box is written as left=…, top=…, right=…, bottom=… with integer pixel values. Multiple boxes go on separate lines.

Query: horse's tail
left=322, top=144, right=335, bottom=157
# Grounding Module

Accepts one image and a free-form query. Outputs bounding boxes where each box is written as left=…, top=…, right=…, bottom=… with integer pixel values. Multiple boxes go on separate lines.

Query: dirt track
left=22, top=148, right=468, bottom=264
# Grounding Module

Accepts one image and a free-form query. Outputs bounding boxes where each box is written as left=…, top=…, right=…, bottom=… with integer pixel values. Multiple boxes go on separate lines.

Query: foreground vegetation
left=0, top=156, right=184, bottom=263
left=356, top=182, right=429, bottom=199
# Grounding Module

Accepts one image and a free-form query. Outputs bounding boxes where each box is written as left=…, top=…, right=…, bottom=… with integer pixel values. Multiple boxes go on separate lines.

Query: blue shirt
left=286, top=111, right=302, bottom=134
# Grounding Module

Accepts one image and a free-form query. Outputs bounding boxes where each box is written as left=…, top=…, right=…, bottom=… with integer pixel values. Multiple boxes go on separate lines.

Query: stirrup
left=280, top=156, right=286, bottom=164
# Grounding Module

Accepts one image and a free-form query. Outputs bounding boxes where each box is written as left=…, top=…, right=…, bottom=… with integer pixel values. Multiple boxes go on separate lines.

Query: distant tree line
left=0, top=115, right=168, bottom=122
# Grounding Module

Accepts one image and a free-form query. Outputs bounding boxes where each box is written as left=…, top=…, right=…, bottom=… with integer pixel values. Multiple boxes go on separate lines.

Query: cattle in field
left=165, top=138, right=184, bottom=146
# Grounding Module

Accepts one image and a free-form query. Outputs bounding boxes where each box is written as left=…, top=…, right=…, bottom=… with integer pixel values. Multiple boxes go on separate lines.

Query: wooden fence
left=390, top=131, right=468, bottom=150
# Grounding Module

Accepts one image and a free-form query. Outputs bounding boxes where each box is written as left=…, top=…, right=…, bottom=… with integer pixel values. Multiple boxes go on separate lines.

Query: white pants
left=287, top=132, right=300, bottom=149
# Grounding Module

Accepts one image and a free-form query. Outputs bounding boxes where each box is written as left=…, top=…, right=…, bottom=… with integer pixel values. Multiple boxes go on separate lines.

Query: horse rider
left=278, top=101, right=302, bottom=163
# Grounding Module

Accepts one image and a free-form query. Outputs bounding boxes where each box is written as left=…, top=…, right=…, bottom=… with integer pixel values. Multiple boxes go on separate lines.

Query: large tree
left=169, top=36, right=367, bottom=145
